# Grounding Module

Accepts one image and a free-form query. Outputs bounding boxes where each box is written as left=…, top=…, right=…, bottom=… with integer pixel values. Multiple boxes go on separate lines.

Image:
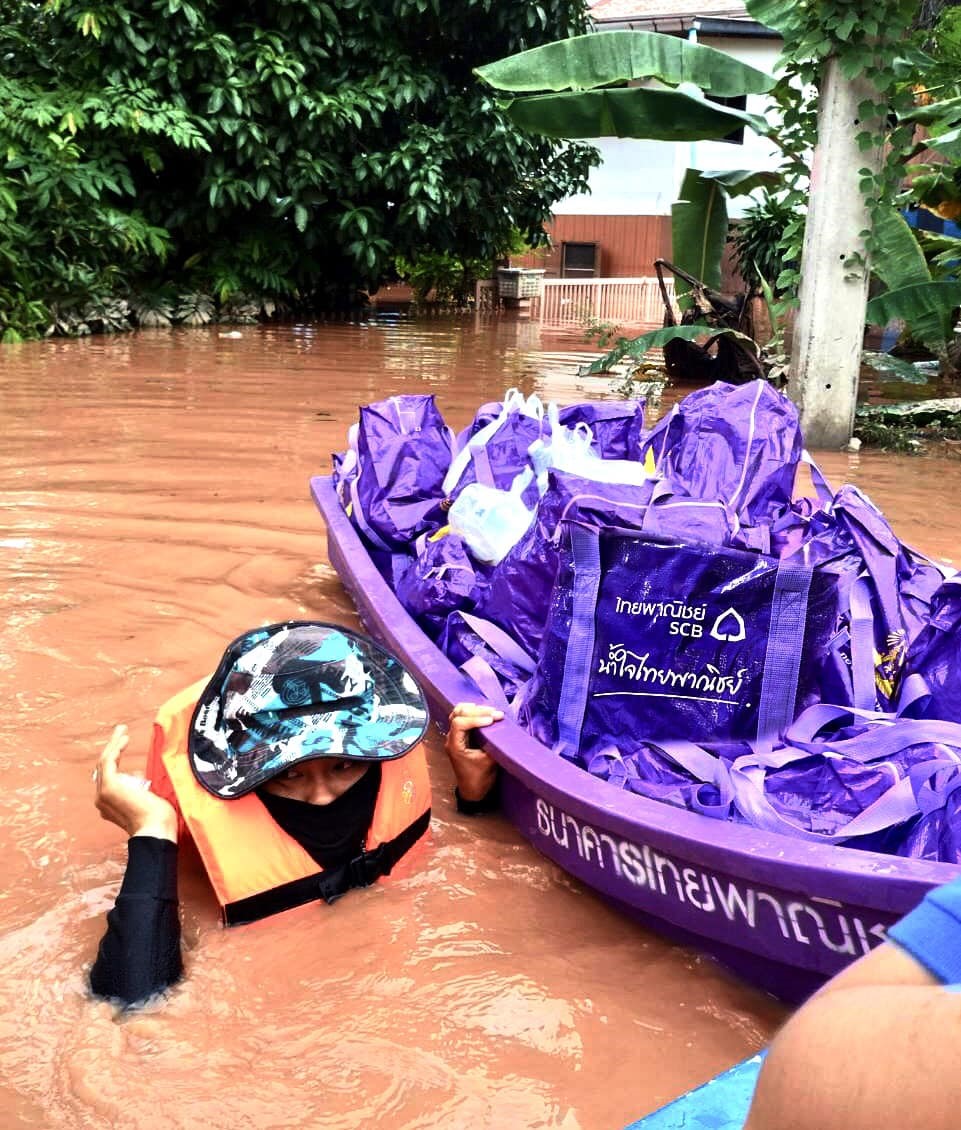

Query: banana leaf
left=499, top=85, right=769, bottom=142
left=899, top=94, right=961, bottom=127
left=672, top=169, right=728, bottom=297
left=866, top=280, right=961, bottom=350
left=475, top=30, right=775, bottom=96
left=744, top=0, right=803, bottom=37
left=917, top=230, right=961, bottom=273
left=872, top=209, right=932, bottom=293
left=698, top=169, right=782, bottom=196
left=861, top=352, right=934, bottom=385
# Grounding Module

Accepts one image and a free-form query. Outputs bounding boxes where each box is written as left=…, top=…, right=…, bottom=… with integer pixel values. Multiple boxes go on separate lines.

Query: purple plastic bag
left=641, top=380, right=802, bottom=524
left=902, top=576, right=961, bottom=722
left=393, top=532, right=480, bottom=639
left=781, top=484, right=948, bottom=710
left=472, top=471, right=659, bottom=658
left=556, top=400, right=645, bottom=460
left=521, top=523, right=856, bottom=755
left=444, top=391, right=544, bottom=499
left=349, top=395, right=452, bottom=552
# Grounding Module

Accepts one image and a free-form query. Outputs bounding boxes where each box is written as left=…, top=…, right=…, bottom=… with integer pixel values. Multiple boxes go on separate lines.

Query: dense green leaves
left=1, top=0, right=598, bottom=336
left=476, top=30, right=775, bottom=96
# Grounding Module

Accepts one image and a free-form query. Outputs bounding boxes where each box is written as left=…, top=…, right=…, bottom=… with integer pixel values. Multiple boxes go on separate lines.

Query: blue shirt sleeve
left=888, top=873, right=961, bottom=984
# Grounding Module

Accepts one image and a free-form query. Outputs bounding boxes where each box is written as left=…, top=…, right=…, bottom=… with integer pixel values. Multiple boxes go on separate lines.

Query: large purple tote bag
left=521, top=523, right=856, bottom=757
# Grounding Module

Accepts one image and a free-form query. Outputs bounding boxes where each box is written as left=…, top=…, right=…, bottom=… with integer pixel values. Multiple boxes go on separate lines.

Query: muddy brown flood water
left=1, top=317, right=959, bottom=1130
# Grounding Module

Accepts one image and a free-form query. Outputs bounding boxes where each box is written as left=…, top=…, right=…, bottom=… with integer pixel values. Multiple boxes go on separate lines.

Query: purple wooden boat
left=311, top=474, right=960, bottom=1003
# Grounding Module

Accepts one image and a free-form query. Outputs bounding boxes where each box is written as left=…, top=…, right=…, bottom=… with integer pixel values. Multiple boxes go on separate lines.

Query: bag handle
left=348, top=476, right=392, bottom=551
left=755, top=561, right=814, bottom=743
left=649, top=738, right=734, bottom=821
left=799, top=449, right=835, bottom=505
left=848, top=574, right=879, bottom=712
left=457, top=612, right=536, bottom=674
left=911, top=758, right=961, bottom=816
left=460, top=655, right=513, bottom=715
left=442, top=401, right=512, bottom=494
left=555, top=525, right=603, bottom=755
left=729, top=761, right=921, bottom=843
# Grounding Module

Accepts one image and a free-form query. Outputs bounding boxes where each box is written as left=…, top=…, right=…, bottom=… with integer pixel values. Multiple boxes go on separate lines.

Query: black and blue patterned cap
left=189, top=621, right=429, bottom=799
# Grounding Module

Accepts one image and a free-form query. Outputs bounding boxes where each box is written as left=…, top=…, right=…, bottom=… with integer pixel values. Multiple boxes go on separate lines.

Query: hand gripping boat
left=311, top=475, right=959, bottom=1003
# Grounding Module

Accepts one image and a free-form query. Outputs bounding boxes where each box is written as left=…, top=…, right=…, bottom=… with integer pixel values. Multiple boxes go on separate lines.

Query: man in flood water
left=89, top=620, right=503, bottom=1008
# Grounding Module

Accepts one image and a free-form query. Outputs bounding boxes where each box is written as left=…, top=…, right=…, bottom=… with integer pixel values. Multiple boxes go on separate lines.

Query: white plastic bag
left=447, top=469, right=535, bottom=565
left=529, top=404, right=652, bottom=490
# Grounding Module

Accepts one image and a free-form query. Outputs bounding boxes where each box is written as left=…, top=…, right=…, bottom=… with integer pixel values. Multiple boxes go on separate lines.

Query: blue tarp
left=624, top=1054, right=765, bottom=1130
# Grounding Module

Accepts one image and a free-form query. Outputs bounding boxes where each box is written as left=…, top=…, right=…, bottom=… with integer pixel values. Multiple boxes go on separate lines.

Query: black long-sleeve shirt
left=90, top=779, right=501, bottom=1008
left=89, top=836, right=183, bottom=1008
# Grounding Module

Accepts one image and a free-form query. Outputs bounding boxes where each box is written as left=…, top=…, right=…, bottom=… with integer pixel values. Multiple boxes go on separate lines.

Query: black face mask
left=256, top=763, right=382, bottom=871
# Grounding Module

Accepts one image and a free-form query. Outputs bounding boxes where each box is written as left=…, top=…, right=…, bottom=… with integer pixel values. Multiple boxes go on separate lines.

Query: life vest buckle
left=318, top=845, right=390, bottom=905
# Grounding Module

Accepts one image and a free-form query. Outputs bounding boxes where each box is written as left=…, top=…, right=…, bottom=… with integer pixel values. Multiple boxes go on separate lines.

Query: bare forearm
left=745, top=984, right=961, bottom=1130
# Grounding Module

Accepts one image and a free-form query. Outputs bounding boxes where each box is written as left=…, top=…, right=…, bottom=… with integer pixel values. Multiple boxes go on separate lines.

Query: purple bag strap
left=348, top=475, right=392, bottom=551
left=730, top=763, right=921, bottom=843
left=848, top=575, right=878, bottom=712
left=457, top=612, right=535, bottom=674
left=728, top=380, right=767, bottom=512
left=556, top=525, right=603, bottom=754
left=469, top=434, right=496, bottom=488
left=442, top=411, right=506, bottom=494
left=755, top=562, right=814, bottom=743
left=790, top=718, right=961, bottom=764
left=460, top=655, right=513, bottom=716
left=653, top=738, right=727, bottom=784
left=911, top=758, right=961, bottom=815
left=800, top=450, right=834, bottom=505
left=389, top=396, right=419, bottom=433
left=651, top=739, right=735, bottom=819
left=897, top=671, right=933, bottom=715
left=784, top=702, right=892, bottom=744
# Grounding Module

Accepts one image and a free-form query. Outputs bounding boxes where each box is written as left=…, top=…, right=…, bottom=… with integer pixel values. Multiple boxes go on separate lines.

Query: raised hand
left=93, top=724, right=178, bottom=842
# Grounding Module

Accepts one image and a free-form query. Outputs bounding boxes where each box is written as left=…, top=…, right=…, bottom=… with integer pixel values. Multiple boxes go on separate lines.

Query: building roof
left=590, top=0, right=754, bottom=23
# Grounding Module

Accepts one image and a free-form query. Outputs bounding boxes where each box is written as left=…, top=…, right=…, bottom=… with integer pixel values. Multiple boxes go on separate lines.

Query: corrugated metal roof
left=590, top=0, right=753, bottom=21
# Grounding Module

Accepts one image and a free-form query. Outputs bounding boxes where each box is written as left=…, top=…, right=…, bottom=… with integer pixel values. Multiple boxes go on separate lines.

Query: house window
left=561, top=241, right=599, bottom=278
left=708, top=95, right=747, bottom=145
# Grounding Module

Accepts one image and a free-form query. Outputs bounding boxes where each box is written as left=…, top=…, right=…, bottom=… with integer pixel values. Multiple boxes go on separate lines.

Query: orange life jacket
left=145, top=679, right=432, bottom=925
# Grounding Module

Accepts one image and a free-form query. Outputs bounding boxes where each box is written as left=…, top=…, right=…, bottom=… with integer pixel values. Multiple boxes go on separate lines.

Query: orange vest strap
left=221, top=807, right=431, bottom=926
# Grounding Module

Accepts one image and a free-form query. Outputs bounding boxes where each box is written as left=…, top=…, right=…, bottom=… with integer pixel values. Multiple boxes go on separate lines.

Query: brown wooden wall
left=516, top=212, right=748, bottom=293
left=515, top=214, right=673, bottom=278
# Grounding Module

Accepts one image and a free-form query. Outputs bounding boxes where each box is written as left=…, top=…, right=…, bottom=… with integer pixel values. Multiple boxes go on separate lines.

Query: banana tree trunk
left=788, top=58, right=884, bottom=448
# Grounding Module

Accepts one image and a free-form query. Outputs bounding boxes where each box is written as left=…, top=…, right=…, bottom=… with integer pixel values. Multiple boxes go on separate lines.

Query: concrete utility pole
left=788, top=58, right=885, bottom=449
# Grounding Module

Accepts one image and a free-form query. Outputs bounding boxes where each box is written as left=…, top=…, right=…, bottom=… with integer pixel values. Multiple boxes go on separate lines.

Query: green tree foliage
left=1, top=0, right=598, bottom=338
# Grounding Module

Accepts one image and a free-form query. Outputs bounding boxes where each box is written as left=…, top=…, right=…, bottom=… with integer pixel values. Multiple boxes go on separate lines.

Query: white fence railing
left=476, top=276, right=676, bottom=326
